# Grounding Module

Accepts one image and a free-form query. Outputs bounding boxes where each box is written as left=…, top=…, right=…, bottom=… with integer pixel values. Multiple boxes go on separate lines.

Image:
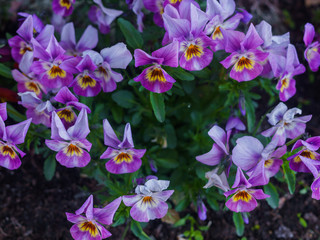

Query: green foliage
left=264, top=182, right=279, bottom=209
left=282, top=161, right=296, bottom=194
left=150, top=92, right=165, bottom=122
left=233, top=212, right=245, bottom=237
left=117, top=18, right=144, bottom=49
left=43, top=155, right=56, bottom=181
left=130, top=221, right=151, bottom=240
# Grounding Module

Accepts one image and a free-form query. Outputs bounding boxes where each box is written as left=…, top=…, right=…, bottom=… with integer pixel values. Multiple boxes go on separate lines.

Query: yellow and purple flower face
left=303, top=23, right=320, bottom=72
left=0, top=143, right=21, bottom=170
left=134, top=42, right=179, bottom=93
left=52, top=0, right=75, bottom=17
left=66, top=195, right=122, bottom=240
left=123, top=179, right=174, bottom=222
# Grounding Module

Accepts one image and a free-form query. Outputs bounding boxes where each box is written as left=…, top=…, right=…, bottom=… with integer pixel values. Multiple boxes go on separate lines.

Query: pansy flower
left=232, top=137, right=286, bottom=186
left=268, top=44, right=305, bottom=102
left=205, top=0, right=243, bottom=51
left=31, top=35, right=80, bottom=90
left=60, top=22, right=98, bottom=57
left=197, top=200, right=207, bottom=221
left=70, top=55, right=101, bottom=97
left=162, top=0, right=213, bottom=71
left=134, top=41, right=179, bottom=93
left=52, top=0, right=75, bottom=17
left=220, top=24, right=269, bottom=82
left=256, top=20, right=290, bottom=79
left=45, top=109, right=92, bottom=168
left=261, top=102, right=312, bottom=146
left=89, top=0, right=123, bottom=34
left=100, top=119, right=146, bottom=174
left=143, top=0, right=165, bottom=27
left=203, top=167, right=230, bottom=191
left=224, top=168, right=269, bottom=212
left=18, top=12, right=45, bottom=34
left=54, top=86, right=91, bottom=128
left=83, top=43, right=132, bottom=92
left=0, top=104, right=32, bottom=170
left=287, top=137, right=320, bottom=178
left=123, top=179, right=174, bottom=222
left=303, top=23, right=320, bottom=72
left=18, top=92, right=55, bottom=127
left=66, top=195, right=122, bottom=239
left=8, top=15, right=54, bottom=69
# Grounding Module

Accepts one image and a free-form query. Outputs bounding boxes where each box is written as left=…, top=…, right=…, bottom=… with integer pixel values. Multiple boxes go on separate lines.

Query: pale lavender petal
left=0, top=102, right=7, bottom=121
left=94, top=197, right=122, bottom=225
left=36, top=24, right=54, bottom=48
left=122, top=195, right=143, bottom=207
left=46, top=35, right=65, bottom=59
left=134, top=49, right=162, bottom=67
left=196, top=144, right=225, bottom=166
left=51, top=111, right=71, bottom=141
left=100, top=43, right=132, bottom=69
left=77, top=25, right=98, bottom=52
left=118, top=123, right=134, bottom=149
left=311, top=176, right=320, bottom=200
left=103, top=119, right=120, bottom=148
left=162, top=13, right=190, bottom=39
left=60, top=22, right=76, bottom=51
left=54, top=86, right=78, bottom=104
left=75, top=195, right=94, bottom=219
left=152, top=41, right=179, bottom=67
left=45, top=139, right=68, bottom=152
left=242, top=24, right=264, bottom=50
left=250, top=189, right=270, bottom=200
left=208, top=125, right=228, bottom=154
left=66, top=212, right=86, bottom=224
left=145, top=179, right=170, bottom=192
left=6, top=118, right=32, bottom=144
left=17, top=15, right=33, bottom=42
left=232, top=136, right=263, bottom=171
left=67, top=109, right=90, bottom=140
left=232, top=167, right=251, bottom=188
left=304, top=23, right=315, bottom=46
left=226, top=117, right=246, bottom=131
left=267, top=102, right=288, bottom=125
left=152, top=190, right=174, bottom=202
left=223, top=30, right=245, bottom=53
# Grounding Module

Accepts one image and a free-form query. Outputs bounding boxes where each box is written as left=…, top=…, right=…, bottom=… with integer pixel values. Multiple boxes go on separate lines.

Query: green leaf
left=43, top=156, right=56, bottom=181
left=282, top=161, right=296, bottom=194
left=117, top=18, right=143, bottom=49
left=150, top=92, right=165, bottom=122
left=130, top=221, right=151, bottom=240
left=175, top=198, right=190, bottom=212
left=0, top=63, right=12, bottom=79
left=156, top=158, right=179, bottom=169
left=111, top=105, right=123, bottom=124
left=111, top=90, right=135, bottom=109
left=244, top=96, right=256, bottom=133
left=263, top=182, right=279, bottom=209
left=174, top=214, right=190, bottom=227
left=165, top=124, right=177, bottom=149
left=233, top=212, right=244, bottom=237
left=165, top=67, right=195, bottom=81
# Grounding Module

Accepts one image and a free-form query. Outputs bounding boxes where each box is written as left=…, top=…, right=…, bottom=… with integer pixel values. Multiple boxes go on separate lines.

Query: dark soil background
left=1, top=0, right=320, bottom=239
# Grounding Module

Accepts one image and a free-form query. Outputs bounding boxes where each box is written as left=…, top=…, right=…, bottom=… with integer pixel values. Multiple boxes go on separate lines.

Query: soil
left=1, top=0, right=320, bottom=239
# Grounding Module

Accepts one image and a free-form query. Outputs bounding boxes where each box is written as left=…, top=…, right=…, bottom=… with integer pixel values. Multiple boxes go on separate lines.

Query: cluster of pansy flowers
left=196, top=102, right=316, bottom=215
left=3, top=0, right=320, bottom=238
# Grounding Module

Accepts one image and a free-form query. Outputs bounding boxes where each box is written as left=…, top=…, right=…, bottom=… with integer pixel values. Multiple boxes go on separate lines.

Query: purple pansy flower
left=287, top=137, right=320, bottom=178
left=31, top=35, right=80, bottom=91
left=89, top=0, right=123, bottom=34
left=261, top=102, right=312, bottom=146
left=256, top=20, right=290, bottom=79
left=8, top=15, right=54, bottom=69
left=196, top=125, right=231, bottom=166
left=303, top=23, right=320, bottom=72
left=143, top=0, right=164, bottom=27
left=18, top=92, right=55, bottom=127
left=100, top=119, right=146, bottom=174
left=0, top=105, right=32, bottom=170
left=66, top=195, right=122, bottom=240
left=60, top=23, right=98, bottom=57
left=197, top=200, right=207, bottom=221
left=45, top=109, right=92, bottom=168
left=12, top=67, right=46, bottom=99
left=134, top=41, right=179, bottom=93
left=162, top=0, right=213, bottom=71
left=220, top=24, right=269, bottom=82
left=18, top=12, right=45, bottom=34
left=270, top=44, right=305, bottom=102
left=70, top=55, right=102, bottom=97
left=224, top=167, right=269, bottom=212
left=83, top=43, right=132, bottom=92
left=123, top=179, right=174, bottom=222
left=52, top=0, right=75, bottom=17
left=205, top=0, right=243, bottom=51
left=232, top=137, right=286, bottom=186
left=54, top=86, right=91, bottom=128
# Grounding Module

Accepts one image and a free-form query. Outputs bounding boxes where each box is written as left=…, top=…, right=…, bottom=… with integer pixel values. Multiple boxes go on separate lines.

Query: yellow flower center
left=57, top=109, right=75, bottom=123
left=60, top=0, right=72, bottom=9
left=212, top=26, right=223, bottom=40
left=185, top=44, right=203, bottom=61
left=114, top=152, right=133, bottom=164
left=0, top=145, right=16, bottom=158
left=78, top=221, right=99, bottom=237
left=48, top=65, right=66, bottom=79
left=78, top=75, right=96, bottom=89
left=232, top=190, right=252, bottom=202
left=146, top=67, right=166, bottom=83
left=235, top=56, right=254, bottom=72
left=280, top=78, right=289, bottom=92
left=64, top=144, right=83, bottom=157
left=25, top=82, right=40, bottom=95
left=294, top=150, right=316, bottom=163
